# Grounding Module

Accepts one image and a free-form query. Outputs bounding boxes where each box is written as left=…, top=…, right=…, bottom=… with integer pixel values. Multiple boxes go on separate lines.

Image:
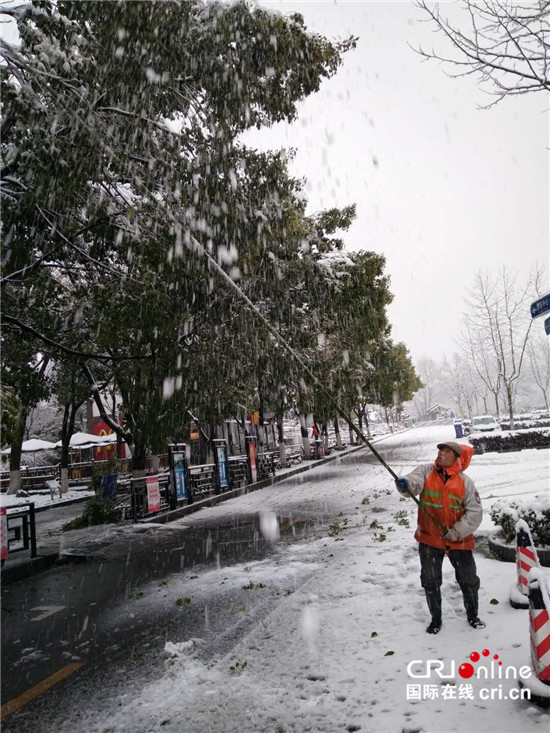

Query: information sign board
left=146, top=476, right=161, bottom=513
left=530, top=293, right=550, bottom=320
left=173, top=452, right=187, bottom=500
left=0, top=507, right=7, bottom=561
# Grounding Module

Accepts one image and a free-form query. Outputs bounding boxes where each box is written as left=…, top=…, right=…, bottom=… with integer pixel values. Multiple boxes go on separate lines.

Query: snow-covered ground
left=37, top=427, right=550, bottom=731
left=0, top=487, right=94, bottom=510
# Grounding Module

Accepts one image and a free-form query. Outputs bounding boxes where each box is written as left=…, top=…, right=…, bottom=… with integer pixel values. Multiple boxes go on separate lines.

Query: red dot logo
left=470, top=652, right=480, bottom=662
left=459, top=663, right=475, bottom=679
left=482, top=649, right=490, bottom=657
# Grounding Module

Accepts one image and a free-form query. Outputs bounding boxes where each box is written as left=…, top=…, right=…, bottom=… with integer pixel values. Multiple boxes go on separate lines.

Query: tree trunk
left=277, top=416, right=286, bottom=466
left=132, top=443, right=148, bottom=477
left=361, top=404, right=371, bottom=439
left=258, top=378, right=265, bottom=450
left=299, top=414, right=310, bottom=458
left=333, top=418, right=343, bottom=449
left=506, top=383, right=515, bottom=430
left=208, top=423, right=216, bottom=463
left=493, top=391, right=500, bottom=417
left=8, top=406, right=28, bottom=494
left=116, top=432, right=123, bottom=461
left=357, top=407, right=363, bottom=431
left=322, top=423, right=329, bottom=451
left=198, top=426, right=208, bottom=465
left=384, top=406, right=393, bottom=432
left=60, top=402, right=78, bottom=495
left=223, top=422, right=231, bottom=456
left=236, top=416, right=243, bottom=454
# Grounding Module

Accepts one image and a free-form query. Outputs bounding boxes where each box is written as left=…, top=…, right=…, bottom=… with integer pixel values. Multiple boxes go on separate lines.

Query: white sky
left=246, top=0, right=550, bottom=363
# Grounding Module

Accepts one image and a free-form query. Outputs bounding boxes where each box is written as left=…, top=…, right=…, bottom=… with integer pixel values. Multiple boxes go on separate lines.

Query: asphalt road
left=0, top=493, right=332, bottom=730
left=1, top=441, right=411, bottom=730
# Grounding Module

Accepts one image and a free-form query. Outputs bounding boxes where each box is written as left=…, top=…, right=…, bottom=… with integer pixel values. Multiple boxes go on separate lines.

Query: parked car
left=471, top=415, right=501, bottom=433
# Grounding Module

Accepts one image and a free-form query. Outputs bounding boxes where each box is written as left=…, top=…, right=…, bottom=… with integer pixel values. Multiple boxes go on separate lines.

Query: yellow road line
left=0, top=662, right=83, bottom=720
left=280, top=518, right=303, bottom=532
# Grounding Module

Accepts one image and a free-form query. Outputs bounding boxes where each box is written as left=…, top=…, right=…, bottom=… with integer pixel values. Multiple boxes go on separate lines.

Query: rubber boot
left=425, top=589, right=442, bottom=634
left=463, top=588, right=485, bottom=629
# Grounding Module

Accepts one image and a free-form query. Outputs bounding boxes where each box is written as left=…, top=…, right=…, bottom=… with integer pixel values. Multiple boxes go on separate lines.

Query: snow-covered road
left=15, top=426, right=550, bottom=732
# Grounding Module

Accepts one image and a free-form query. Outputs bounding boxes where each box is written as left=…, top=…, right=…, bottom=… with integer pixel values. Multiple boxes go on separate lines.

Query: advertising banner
left=216, top=443, right=228, bottom=490
left=173, top=452, right=187, bottom=501
left=93, top=419, right=127, bottom=461
left=249, top=441, right=257, bottom=483
left=146, top=476, right=161, bottom=513
left=0, top=507, right=7, bottom=561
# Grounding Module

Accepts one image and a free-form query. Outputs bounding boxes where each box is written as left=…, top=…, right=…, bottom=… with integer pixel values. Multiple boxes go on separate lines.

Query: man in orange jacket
left=395, top=441, right=485, bottom=634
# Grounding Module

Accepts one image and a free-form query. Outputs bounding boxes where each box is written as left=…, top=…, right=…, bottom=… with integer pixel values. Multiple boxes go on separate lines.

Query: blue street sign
left=545, top=316, right=550, bottom=336
left=531, top=293, right=550, bottom=320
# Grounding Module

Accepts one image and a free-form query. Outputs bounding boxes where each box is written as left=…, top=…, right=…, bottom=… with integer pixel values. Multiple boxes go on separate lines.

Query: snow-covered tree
left=1, top=1, right=356, bottom=466
left=461, top=268, right=543, bottom=427
left=412, top=358, right=442, bottom=418
left=527, top=332, right=550, bottom=409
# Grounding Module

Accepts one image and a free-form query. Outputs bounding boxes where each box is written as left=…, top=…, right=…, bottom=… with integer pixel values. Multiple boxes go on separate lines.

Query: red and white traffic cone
left=518, top=567, right=550, bottom=707
left=510, top=519, right=540, bottom=609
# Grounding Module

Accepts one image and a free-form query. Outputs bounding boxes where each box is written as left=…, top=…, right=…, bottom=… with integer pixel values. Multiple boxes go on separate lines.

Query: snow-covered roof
left=0, top=438, right=58, bottom=455
left=53, top=432, right=120, bottom=449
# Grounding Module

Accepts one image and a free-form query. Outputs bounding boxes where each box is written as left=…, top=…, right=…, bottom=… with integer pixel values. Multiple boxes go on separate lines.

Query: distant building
left=424, top=403, right=454, bottom=420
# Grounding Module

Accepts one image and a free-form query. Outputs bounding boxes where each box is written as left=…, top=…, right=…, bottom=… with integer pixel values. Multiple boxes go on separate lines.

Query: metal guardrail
left=257, top=451, right=276, bottom=480
left=0, top=467, right=58, bottom=492
left=228, top=456, right=248, bottom=488
left=5, top=503, right=37, bottom=559
left=188, top=463, right=216, bottom=498
left=130, top=474, right=171, bottom=521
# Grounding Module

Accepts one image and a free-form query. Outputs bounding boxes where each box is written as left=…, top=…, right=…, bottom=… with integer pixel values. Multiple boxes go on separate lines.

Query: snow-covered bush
left=499, top=420, right=550, bottom=430
left=490, top=495, right=550, bottom=547
left=469, top=428, right=550, bottom=454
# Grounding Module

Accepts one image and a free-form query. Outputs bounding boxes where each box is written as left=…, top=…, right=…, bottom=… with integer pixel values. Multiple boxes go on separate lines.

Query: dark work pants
left=419, top=542, right=480, bottom=621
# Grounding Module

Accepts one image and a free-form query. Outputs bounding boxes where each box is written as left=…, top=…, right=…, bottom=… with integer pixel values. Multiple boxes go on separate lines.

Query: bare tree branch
left=416, top=1, right=550, bottom=105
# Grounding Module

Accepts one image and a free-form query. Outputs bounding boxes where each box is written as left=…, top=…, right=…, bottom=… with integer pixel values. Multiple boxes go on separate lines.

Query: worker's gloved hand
left=443, top=526, right=461, bottom=543
left=395, top=477, right=409, bottom=495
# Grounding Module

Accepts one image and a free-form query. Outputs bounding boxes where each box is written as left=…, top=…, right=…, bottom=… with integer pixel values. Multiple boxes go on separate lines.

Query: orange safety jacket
left=402, top=445, right=481, bottom=551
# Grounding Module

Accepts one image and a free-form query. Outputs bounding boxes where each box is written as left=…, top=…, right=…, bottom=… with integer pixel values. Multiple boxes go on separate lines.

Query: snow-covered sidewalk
left=0, top=487, right=94, bottom=511
left=54, top=426, right=550, bottom=732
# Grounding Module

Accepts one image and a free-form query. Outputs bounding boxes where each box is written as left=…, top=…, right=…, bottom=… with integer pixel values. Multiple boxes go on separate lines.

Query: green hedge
left=499, top=420, right=550, bottom=431
left=490, top=498, right=550, bottom=547
left=469, top=428, right=550, bottom=455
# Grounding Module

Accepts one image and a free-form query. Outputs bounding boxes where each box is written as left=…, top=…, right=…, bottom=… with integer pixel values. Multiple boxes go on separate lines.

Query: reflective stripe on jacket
left=402, top=444, right=482, bottom=551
